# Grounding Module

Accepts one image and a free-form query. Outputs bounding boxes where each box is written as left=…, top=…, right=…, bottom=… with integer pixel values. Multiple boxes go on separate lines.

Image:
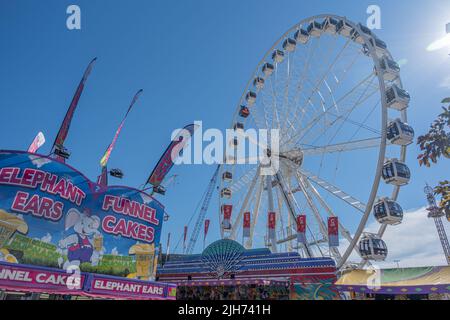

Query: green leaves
left=417, top=106, right=450, bottom=168
left=435, top=181, right=450, bottom=217
left=417, top=102, right=450, bottom=214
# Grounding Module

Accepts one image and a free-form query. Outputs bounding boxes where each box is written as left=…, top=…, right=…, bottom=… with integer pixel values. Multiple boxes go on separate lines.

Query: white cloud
left=369, top=207, right=450, bottom=268
left=41, top=233, right=52, bottom=243
left=440, top=76, right=450, bottom=89
left=339, top=207, right=450, bottom=268
left=111, top=247, right=119, bottom=256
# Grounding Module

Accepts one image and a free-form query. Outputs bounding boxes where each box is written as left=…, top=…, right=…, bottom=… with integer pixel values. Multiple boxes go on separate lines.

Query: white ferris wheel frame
left=218, top=14, right=408, bottom=269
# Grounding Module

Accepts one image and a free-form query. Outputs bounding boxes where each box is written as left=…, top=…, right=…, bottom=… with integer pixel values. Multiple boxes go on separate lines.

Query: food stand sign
left=0, top=150, right=165, bottom=280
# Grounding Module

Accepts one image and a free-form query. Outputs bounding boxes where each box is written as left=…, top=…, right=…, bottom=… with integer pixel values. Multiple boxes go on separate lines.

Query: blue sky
left=1, top=0, right=450, bottom=259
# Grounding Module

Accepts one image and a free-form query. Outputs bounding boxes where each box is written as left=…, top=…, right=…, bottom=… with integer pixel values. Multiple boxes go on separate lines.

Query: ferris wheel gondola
left=373, top=198, right=404, bottom=225
left=387, top=119, right=414, bottom=146
left=358, top=233, right=388, bottom=261
left=322, top=17, right=339, bottom=34
left=307, top=20, right=323, bottom=37
left=294, top=28, right=310, bottom=44
left=386, top=84, right=410, bottom=111
left=282, top=38, right=297, bottom=52
left=218, top=14, right=412, bottom=268
left=382, top=159, right=411, bottom=186
left=379, top=56, right=400, bottom=81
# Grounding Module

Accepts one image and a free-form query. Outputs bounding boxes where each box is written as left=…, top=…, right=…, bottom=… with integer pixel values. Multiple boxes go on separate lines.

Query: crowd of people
left=176, top=284, right=290, bottom=300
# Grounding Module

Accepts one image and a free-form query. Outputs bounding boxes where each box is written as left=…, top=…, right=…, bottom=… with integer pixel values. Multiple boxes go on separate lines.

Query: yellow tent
left=335, top=266, right=450, bottom=295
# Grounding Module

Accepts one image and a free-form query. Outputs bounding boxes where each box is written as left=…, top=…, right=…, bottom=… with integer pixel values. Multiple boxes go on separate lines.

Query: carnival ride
left=424, top=185, right=450, bottom=265
left=209, top=14, right=414, bottom=270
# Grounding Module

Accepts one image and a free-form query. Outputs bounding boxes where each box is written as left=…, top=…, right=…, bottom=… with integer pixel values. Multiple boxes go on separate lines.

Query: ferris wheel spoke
left=280, top=38, right=328, bottom=134
left=269, top=73, right=283, bottom=131
left=302, top=178, right=353, bottom=243
left=279, top=52, right=297, bottom=139
left=258, top=84, right=275, bottom=128
left=274, top=171, right=314, bottom=257
left=297, top=169, right=366, bottom=213
left=265, top=175, right=278, bottom=252
left=229, top=167, right=260, bottom=240
left=300, top=80, right=380, bottom=148
left=228, top=167, right=258, bottom=193
left=283, top=72, right=377, bottom=147
left=281, top=38, right=320, bottom=133
left=313, top=72, right=378, bottom=130
left=285, top=37, right=354, bottom=138
left=302, top=137, right=382, bottom=156
left=297, top=176, right=342, bottom=260
left=246, top=177, right=264, bottom=249
left=274, top=186, right=289, bottom=252
left=294, top=174, right=329, bottom=242
left=249, top=101, right=267, bottom=131
left=225, top=156, right=260, bottom=166
left=283, top=76, right=376, bottom=145
left=285, top=47, right=367, bottom=144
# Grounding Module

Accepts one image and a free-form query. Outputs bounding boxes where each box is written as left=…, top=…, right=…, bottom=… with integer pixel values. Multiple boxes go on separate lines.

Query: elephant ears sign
left=0, top=150, right=165, bottom=280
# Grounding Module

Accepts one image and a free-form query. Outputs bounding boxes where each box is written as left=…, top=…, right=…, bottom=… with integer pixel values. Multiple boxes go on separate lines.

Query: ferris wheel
left=218, top=14, right=414, bottom=269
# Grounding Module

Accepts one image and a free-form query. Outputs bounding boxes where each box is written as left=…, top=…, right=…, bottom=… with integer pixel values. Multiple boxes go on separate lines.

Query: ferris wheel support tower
left=424, top=185, right=450, bottom=265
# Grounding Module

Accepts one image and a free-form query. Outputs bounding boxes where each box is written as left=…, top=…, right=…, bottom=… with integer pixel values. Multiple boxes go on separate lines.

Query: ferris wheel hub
left=279, top=149, right=304, bottom=166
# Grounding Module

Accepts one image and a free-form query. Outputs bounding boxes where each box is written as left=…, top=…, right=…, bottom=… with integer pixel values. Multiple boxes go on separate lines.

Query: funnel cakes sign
left=0, top=150, right=164, bottom=281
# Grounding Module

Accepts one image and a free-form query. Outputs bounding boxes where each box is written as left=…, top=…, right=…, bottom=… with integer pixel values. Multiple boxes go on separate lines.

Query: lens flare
left=427, top=34, right=450, bottom=51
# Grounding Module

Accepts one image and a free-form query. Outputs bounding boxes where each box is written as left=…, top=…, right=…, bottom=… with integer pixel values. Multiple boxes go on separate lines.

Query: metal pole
left=425, top=185, right=450, bottom=265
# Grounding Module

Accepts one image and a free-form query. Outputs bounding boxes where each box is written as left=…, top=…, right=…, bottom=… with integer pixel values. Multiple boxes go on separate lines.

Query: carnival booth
left=157, top=239, right=337, bottom=300
left=0, top=150, right=176, bottom=300
left=335, top=266, right=450, bottom=300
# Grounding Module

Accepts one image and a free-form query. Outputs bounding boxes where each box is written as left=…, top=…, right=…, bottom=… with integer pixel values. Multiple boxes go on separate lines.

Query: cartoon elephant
left=58, top=208, right=102, bottom=270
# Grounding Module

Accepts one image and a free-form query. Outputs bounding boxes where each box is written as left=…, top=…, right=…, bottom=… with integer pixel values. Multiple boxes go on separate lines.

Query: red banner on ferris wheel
left=296, top=215, right=307, bottom=244
left=221, top=205, right=232, bottom=230
left=328, top=217, right=339, bottom=247
left=243, top=212, right=251, bottom=238
left=268, top=212, right=276, bottom=240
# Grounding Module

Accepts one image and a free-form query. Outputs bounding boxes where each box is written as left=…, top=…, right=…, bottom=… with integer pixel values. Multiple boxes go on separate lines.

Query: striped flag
left=28, top=132, right=46, bottom=153
left=100, top=89, right=143, bottom=168
left=204, top=219, right=210, bottom=241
